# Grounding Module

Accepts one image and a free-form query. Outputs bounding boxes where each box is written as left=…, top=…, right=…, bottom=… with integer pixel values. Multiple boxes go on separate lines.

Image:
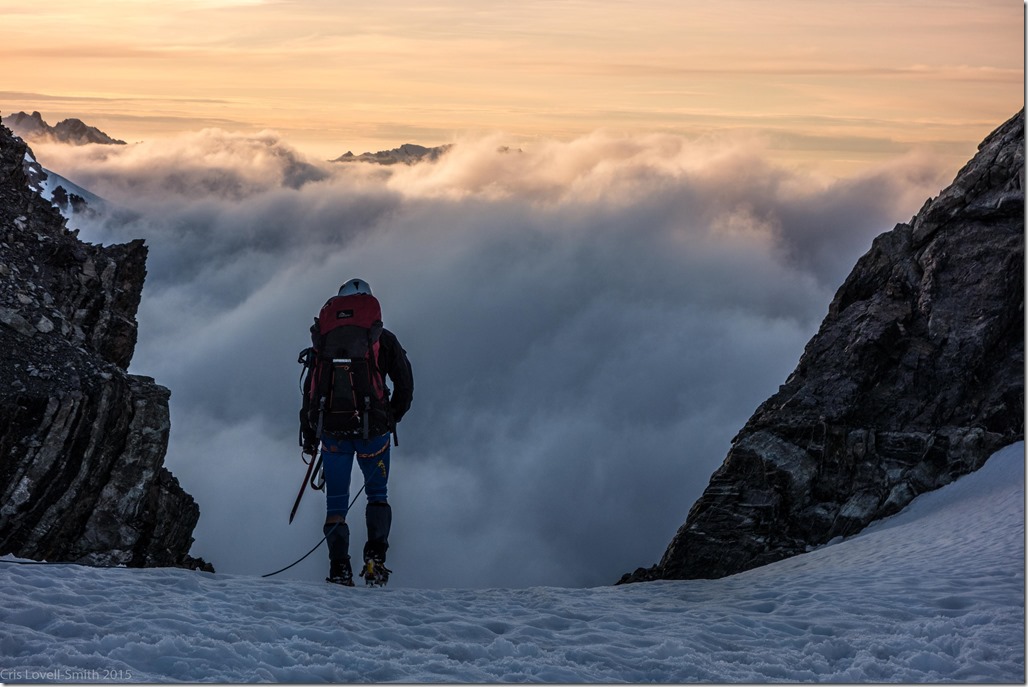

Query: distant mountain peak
left=2, top=111, right=126, bottom=146
left=330, top=143, right=453, bottom=165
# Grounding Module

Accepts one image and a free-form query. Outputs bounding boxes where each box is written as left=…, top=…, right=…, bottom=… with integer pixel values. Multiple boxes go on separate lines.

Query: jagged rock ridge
left=0, top=118, right=209, bottom=570
left=2, top=111, right=127, bottom=146
left=331, top=142, right=453, bottom=165
left=621, top=109, right=1024, bottom=584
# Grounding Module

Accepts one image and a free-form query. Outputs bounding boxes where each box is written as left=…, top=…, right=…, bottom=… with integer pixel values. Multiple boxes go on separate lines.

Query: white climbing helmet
left=338, top=278, right=373, bottom=296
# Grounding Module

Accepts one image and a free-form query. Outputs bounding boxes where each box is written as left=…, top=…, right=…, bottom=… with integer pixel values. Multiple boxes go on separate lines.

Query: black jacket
left=377, top=327, right=414, bottom=423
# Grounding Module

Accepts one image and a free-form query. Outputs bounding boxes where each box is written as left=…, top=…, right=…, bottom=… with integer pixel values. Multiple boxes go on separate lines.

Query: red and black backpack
left=303, top=293, right=391, bottom=438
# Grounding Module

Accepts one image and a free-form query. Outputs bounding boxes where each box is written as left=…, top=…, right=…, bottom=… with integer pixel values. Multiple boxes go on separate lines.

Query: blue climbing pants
left=322, top=433, right=391, bottom=520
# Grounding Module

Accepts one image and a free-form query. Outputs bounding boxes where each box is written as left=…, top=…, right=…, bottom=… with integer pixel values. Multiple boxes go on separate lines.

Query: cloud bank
left=40, top=129, right=949, bottom=588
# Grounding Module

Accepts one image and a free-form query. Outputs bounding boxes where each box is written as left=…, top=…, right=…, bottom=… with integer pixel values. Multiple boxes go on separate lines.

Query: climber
left=299, top=278, right=413, bottom=586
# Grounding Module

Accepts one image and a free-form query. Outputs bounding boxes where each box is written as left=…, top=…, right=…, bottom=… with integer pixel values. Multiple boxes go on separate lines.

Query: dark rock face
left=0, top=119, right=209, bottom=570
left=621, top=110, right=1024, bottom=584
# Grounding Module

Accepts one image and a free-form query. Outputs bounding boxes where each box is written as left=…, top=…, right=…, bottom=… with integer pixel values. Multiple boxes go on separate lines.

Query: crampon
left=360, top=559, right=391, bottom=587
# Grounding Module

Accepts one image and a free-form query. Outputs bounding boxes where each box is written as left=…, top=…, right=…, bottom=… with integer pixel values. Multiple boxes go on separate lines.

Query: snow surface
left=37, top=167, right=107, bottom=211
left=1, top=443, right=1023, bottom=683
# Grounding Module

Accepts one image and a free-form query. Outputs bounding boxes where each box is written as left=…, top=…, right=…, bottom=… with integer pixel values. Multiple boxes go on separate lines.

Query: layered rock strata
left=0, top=118, right=209, bottom=570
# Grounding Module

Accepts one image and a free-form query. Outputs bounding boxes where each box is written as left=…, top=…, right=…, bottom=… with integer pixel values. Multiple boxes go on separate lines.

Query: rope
left=266, top=435, right=392, bottom=579
left=1, top=447, right=387, bottom=581
left=261, top=482, right=367, bottom=578
left=0, top=479, right=361, bottom=578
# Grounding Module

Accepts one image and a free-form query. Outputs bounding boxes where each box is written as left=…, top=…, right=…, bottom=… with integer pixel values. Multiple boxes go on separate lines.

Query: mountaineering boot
left=327, top=557, right=354, bottom=586
left=324, top=522, right=354, bottom=587
left=361, top=502, right=392, bottom=586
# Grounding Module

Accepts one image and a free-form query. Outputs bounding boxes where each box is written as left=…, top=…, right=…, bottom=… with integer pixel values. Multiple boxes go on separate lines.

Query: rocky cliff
left=621, top=109, right=1024, bottom=584
left=0, top=118, right=209, bottom=570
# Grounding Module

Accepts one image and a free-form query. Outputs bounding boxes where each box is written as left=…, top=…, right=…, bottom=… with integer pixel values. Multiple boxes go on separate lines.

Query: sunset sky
left=1, top=0, right=1022, bottom=173
left=2, top=0, right=1024, bottom=589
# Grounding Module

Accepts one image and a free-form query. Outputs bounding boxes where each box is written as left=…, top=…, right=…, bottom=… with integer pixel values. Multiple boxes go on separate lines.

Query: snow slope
left=1, top=443, right=1023, bottom=683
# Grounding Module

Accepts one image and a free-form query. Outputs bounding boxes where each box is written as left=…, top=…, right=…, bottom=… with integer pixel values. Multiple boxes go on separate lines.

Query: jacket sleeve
left=380, top=328, right=414, bottom=423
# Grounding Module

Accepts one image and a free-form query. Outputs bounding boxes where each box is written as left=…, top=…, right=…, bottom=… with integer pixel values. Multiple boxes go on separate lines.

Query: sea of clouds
left=33, top=129, right=951, bottom=588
